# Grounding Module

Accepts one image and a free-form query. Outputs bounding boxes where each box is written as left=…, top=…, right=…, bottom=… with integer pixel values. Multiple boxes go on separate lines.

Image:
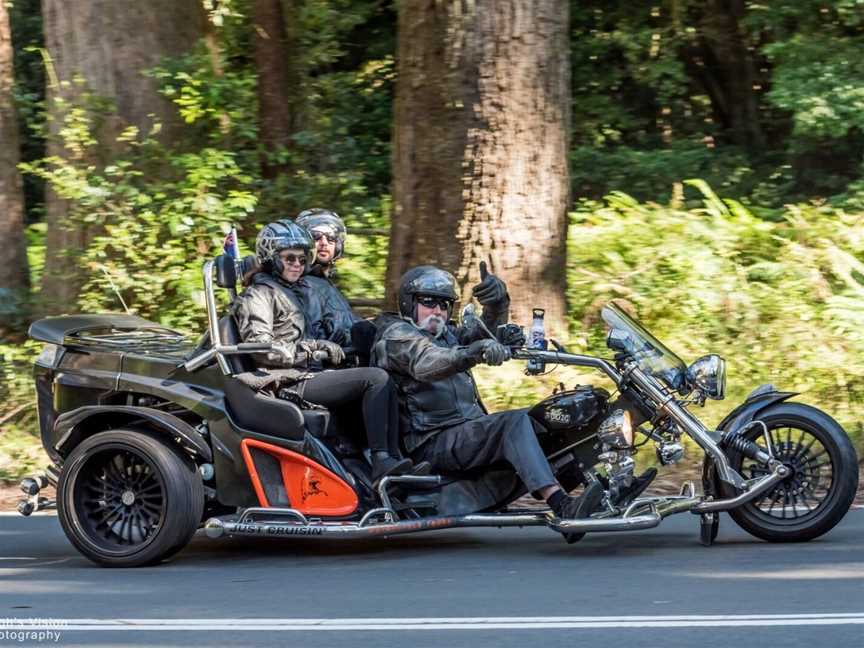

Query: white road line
left=5, top=614, right=864, bottom=631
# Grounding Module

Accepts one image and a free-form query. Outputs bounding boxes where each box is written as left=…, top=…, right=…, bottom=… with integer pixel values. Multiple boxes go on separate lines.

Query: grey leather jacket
left=371, top=301, right=509, bottom=452
left=231, top=273, right=322, bottom=376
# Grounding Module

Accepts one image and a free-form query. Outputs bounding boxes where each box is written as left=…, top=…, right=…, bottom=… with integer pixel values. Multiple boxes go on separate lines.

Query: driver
left=232, top=220, right=414, bottom=482
left=371, top=265, right=606, bottom=532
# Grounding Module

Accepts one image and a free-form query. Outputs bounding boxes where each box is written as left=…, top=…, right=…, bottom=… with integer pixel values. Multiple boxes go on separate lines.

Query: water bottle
left=530, top=309, right=546, bottom=349
left=527, top=308, right=547, bottom=374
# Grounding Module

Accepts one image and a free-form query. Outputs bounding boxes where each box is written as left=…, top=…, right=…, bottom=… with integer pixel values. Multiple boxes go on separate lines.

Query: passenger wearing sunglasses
left=294, top=209, right=362, bottom=347
left=372, top=264, right=607, bottom=536
left=232, top=220, right=416, bottom=481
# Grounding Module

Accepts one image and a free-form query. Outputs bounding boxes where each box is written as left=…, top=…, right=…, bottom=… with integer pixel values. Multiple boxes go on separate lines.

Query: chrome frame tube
left=625, top=366, right=746, bottom=489
left=200, top=260, right=231, bottom=375
left=511, top=350, right=622, bottom=385
left=202, top=463, right=788, bottom=540
left=204, top=511, right=551, bottom=540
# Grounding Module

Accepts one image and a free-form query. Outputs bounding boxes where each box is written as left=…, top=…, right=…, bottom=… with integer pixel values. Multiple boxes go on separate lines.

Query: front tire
left=720, top=402, right=858, bottom=542
left=57, top=429, right=204, bottom=567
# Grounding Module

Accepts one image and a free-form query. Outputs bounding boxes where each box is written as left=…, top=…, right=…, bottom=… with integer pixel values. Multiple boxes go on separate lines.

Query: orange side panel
left=240, top=438, right=359, bottom=517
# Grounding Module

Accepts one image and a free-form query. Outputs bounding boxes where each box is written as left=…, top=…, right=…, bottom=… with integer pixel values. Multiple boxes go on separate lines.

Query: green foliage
left=20, top=82, right=257, bottom=330
left=0, top=341, right=44, bottom=482
left=565, top=182, right=864, bottom=446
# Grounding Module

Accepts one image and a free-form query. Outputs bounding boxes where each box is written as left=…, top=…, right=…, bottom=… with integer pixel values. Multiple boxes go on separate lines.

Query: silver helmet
left=296, top=208, right=347, bottom=261
left=255, top=220, right=316, bottom=277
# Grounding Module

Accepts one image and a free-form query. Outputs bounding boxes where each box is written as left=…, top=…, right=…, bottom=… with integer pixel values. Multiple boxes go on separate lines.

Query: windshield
left=601, top=303, right=688, bottom=393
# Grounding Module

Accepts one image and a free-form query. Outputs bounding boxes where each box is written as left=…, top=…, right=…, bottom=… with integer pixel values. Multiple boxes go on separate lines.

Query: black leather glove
left=467, top=339, right=510, bottom=366
left=324, top=317, right=351, bottom=346
left=314, top=339, right=345, bottom=366
left=471, top=261, right=508, bottom=306
left=496, top=323, right=526, bottom=348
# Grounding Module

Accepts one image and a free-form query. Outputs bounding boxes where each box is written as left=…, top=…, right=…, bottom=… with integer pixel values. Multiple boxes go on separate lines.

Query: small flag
left=223, top=226, right=240, bottom=259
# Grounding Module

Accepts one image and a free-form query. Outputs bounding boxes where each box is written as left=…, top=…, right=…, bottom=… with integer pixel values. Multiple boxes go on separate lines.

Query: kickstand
left=699, top=512, right=719, bottom=546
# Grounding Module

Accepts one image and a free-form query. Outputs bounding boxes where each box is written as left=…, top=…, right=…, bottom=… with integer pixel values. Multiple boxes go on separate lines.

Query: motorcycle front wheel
left=720, top=402, right=859, bottom=542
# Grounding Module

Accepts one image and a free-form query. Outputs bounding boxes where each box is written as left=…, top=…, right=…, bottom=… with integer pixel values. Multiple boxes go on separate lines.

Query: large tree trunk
left=0, top=0, right=30, bottom=324
left=253, top=0, right=301, bottom=180
left=388, top=0, right=571, bottom=334
left=40, top=0, right=206, bottom=313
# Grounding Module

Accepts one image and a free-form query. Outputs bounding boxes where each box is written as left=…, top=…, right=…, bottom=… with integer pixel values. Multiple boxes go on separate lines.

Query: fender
left=702, top=385, right=797, bottom=495
left=716, top=385, right=798, bottom=433
left=54, top=405, right=212, bottom=462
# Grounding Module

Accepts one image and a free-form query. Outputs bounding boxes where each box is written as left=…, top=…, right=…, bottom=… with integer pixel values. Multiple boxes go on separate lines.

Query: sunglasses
left=279, top=253, right=307, bottom=266
left=311, top=231, right=339, bottom=244
left=416, top=295, right=453, bottom=310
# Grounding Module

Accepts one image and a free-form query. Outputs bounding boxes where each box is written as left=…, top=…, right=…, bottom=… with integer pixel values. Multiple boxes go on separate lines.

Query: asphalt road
left=0, top=509, right=862, bottom=648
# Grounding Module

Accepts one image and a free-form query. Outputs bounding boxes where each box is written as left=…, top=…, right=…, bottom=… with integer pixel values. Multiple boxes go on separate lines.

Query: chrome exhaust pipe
left=550, top=511, right=662, bottom=533
left=204, top=511, right=551, bottom=540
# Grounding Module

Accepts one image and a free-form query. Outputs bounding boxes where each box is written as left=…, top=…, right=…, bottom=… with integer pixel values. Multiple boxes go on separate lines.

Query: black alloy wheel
left=57, top=429, right=204, bottom=567
left=721, top=402, right=858, bottom=542
left=74, top=448, right=166, bottom=550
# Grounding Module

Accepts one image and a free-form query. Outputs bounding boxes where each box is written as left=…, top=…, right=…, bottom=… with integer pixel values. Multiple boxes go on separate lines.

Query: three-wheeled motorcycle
left=18, top=254, right=859, bottom=566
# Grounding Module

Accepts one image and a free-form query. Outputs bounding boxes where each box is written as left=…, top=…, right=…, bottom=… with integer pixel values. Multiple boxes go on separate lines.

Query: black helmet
left=296, top=208, right=347, bottom=261
left=397, top=265, right=458, bottom=320
left=255, top=220, right=316, bottom=277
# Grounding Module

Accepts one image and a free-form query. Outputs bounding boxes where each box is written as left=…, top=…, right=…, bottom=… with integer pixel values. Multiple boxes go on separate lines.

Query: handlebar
left=511, top=348, right=622, bottom=385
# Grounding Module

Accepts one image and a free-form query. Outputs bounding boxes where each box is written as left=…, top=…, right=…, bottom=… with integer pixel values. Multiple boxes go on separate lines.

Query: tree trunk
left=388, top=0, right=571, bottom=334
left=253, top=0, right=300, bottom=179
left=686, top=0, right=766, bottom=151
left=40, top=0, right=206, bottom=313
left=0, top=0, right=30, bottom=322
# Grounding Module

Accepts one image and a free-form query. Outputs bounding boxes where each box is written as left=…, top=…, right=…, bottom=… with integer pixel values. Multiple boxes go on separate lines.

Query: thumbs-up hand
left=471, top=260, right=508, bottom=306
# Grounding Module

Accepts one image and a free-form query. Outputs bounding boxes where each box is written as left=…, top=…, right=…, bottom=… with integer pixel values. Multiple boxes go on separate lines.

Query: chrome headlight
left=686, top=354, right=726, bottom=400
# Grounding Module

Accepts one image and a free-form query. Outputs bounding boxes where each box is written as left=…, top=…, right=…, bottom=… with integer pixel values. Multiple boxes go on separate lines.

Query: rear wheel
left=721, top=403, right=858, bottom=542
left=57, top=429, right=204, bottom=567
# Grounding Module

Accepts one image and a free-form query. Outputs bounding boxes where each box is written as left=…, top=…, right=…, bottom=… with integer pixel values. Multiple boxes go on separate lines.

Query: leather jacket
left=304, top=266, right=362, bottom=344
left=231, top=273, right=321, bottom=376
left=371, top=301, right=509, bottom=452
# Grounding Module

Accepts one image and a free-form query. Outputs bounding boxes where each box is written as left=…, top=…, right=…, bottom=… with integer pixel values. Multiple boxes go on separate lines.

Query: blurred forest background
left=1, top=0, right=863, bottom=481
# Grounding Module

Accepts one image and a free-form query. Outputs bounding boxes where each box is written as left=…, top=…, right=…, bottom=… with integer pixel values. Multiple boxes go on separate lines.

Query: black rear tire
left=57, top=428, right=204, bottom=567
left=721, top=402, right=858, bottom=542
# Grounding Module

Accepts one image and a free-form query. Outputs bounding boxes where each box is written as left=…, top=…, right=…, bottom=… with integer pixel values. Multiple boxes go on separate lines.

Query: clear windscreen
left=601, top=303, right=688, bottom=392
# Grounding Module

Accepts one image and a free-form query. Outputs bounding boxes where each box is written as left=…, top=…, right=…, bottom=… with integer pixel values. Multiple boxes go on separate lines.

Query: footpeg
left=17, top=496, right=56, bottom=516
left=17, top=474, right=56, bottom=516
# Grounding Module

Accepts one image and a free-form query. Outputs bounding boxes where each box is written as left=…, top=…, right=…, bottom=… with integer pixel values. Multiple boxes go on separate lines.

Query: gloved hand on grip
left=314, top=339, right=346, bottom=366
left=496, top=323, right=526, bottom=349
left=467, top=339, right=510, bottom=366
left=471, top=261, right=508, bottom=307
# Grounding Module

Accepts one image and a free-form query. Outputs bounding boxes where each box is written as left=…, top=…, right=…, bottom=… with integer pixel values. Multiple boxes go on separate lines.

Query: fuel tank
left=529, top=385, right=610, bottom=458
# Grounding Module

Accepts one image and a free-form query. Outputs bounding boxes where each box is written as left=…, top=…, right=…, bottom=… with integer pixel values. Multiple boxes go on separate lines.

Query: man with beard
left=294, top=208, right=362, bottom=347
left=371, top=264, right=609, bottom=534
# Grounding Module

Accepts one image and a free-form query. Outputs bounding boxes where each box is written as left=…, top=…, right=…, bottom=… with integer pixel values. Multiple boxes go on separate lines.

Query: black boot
left=551, top=480, right=605, bottom=545
left=611, top=468, right=657, bottom=507
left=371, top=451, right=414, bottom=482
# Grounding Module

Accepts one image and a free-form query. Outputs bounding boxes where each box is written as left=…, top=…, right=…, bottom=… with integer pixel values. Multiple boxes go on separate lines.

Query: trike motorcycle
left=17, top=254, right=859, bottom=566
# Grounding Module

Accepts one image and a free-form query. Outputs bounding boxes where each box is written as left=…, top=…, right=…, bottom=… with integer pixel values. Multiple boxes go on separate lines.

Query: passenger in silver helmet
left=294, top=208, right=363, bottom=348
left=231, top=220, right=415, bottom=482
left=372, top=263, right=640, bottom=539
